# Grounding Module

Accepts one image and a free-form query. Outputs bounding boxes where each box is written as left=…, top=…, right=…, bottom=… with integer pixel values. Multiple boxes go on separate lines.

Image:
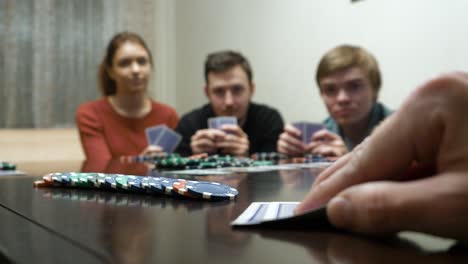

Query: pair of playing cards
left=292, top=122, right=324, bottom=144
left=231, top=202, right=331, bottom=230
left=145, top=125, right=182, bottom=153
left=208, top=116, right=237, bottom=130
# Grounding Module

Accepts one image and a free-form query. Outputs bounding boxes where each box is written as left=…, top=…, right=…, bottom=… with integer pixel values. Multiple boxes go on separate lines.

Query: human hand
left=277, top=124, right=305, bottom=157
left=216, top=124, right=250, bottom=157
left=190, top=129, right=225, bottom=154
left=296, top=72, right=468, bottom=243
left=306, top=129, right=348, bottom=157
left=140, top=145, right=165, bottom=157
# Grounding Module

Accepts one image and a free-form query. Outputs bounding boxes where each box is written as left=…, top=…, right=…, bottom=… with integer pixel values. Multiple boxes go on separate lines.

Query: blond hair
left=316, top=44, right=381, bottom=93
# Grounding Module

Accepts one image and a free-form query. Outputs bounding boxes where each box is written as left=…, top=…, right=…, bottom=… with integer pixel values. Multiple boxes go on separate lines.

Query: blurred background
left=2, top=0, right=468, bottom=128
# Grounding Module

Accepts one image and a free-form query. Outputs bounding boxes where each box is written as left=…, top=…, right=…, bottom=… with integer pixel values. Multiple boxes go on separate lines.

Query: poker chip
left=94, top=173, right=109, bottom=188
left=252, top=160, right=273, bottom=166
left=105, top=175, right=118, bottom=189
left=159, top=178, right=181, bottom=196
left=150, top=154, right=261, bottom=170
left=49, top=172, right=70, bottom=186
left=34, top=172, right=240, bottom=203
left=58, top=173, right=73, bottom=186
left=186, top=181, right=238, bottom=201
left=84, top=173, right=99, bottom=186
left=42, top=173, right=53, bottom=182
left=51, top=173, right=64, bottom=184
left=78, top=173, right=96, bottom=188
left=115, top=175, right=131, bottom=190
left=42, top=173, right=62, bottom=186
left=127, top=176, right=145, bottom=192
left=251, top=152, right=286, bottom=161
left=198, top=162, right=218, bottom=169
left=65, top=173, right=92, bottom=188
left=172, top=180, right=197, bottom=198
left=304, top=154, right=334, bottom=163
left=0, top=162, right=16, bottom=170
left=33, top=180, right=51, bottom=187
left=144, top=177, right=165, bottom=194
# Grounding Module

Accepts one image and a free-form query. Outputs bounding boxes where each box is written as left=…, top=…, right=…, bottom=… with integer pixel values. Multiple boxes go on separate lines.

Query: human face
left=205, top=65, right=255, bottom=124
left=319, top=67, right=376, bottom=128
left=108, top=41, right=151, bottom=95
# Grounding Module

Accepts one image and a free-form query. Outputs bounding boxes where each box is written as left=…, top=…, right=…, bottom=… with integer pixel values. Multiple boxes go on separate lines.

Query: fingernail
left=328, top=196, right=352, bottom=228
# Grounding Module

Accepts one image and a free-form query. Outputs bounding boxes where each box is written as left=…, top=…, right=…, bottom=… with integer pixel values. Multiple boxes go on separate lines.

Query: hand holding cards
left=208, top=116, right=250, bottom=156
left=292, top=122, right=324, bottom=144
left=145, top=125, right=182, bottom=153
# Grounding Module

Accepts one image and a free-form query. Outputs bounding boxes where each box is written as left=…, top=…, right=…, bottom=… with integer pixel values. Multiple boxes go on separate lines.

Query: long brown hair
left=98, top=32, right=153, bottom=96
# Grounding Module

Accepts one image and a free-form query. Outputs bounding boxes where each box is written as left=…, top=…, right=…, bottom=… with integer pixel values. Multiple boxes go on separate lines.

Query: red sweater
left=76, top=98, right=179, bottom=160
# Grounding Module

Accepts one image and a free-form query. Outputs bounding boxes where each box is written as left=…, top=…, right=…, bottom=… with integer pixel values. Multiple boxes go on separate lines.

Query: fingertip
left=286, top=125, right=301, bottom=136
left=295, top=191, right=323, bottom=215
left=327, top=196, right=353, bottom=229
left=293, top=207, right=302, bottom=215
left=294, top=203, right=306, bottom=215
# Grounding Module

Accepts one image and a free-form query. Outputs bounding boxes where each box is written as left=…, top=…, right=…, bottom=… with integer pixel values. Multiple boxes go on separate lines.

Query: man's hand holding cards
left=277, top=122, right=324, bottom=157
left=305, top=130, right=348, bottom=157
left=207, top=116, right=249, bottom=157
left=293, top=122, right=324, bottom=145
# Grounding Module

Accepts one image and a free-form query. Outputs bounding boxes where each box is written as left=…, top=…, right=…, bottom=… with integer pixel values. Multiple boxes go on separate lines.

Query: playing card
left=145, top=125, right=165, bottom=145
left=208, top=116, right=237, bottom=129
left=154, top=127, right=182, bottom=153
left=293, top=122, right=324, bottom=144
left=208, top=117, right=217, bottom=129
left=303, top=123, right=324, bottom=143
left=231, top=202, right=331, bottom=230
left=232, top=202, right=300, bottom=224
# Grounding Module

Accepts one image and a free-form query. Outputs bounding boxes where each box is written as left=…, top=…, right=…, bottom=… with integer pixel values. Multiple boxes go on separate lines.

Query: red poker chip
left=172, top=180, right=198, bottom=199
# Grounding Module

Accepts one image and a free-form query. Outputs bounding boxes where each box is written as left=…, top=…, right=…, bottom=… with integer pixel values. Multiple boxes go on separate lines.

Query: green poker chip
left=115, top=175, right=130, bottom=190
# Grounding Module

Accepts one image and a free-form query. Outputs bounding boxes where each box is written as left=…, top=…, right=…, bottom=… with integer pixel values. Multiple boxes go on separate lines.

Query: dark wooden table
left=0, top=160, right=466, bottom=263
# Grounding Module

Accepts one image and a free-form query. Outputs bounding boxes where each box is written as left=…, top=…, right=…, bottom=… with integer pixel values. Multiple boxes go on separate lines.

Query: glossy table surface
left=0, top=160, right=466, bottom=264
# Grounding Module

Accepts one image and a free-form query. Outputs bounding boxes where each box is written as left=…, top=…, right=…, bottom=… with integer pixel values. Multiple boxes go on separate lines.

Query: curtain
left=0, top=0, right=157, bottom=128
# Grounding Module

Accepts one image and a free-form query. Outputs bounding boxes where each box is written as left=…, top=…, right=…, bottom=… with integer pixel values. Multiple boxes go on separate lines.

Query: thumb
left=327, top=175, right=468, bottom=241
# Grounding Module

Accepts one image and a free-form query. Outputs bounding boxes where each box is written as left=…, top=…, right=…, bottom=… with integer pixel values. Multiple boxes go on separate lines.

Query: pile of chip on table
left=34, top=172, right=238, bottom=201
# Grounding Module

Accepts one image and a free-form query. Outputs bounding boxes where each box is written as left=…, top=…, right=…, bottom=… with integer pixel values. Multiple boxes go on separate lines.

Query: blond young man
left=278, top=45, right=392, bottom=157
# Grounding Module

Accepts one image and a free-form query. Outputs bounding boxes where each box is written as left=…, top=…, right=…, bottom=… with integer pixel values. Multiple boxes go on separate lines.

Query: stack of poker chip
left=0, top=162, right=16, bottom=171
left=33, top=172, right=239, bottom=202
left=251, top=152, right=287, bottom=162
left=151, top=154, right=269, bottom=170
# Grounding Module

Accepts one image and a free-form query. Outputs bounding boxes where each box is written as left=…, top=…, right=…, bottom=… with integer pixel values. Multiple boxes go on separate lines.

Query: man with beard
left=175, top=51, right=284, bottom=157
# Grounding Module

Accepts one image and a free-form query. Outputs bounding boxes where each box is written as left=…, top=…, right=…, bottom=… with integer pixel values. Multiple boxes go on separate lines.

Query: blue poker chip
left=94, top=173, right=109, bottom=188
left=186, top=181, right=238, bottom=201
left=127, top=176, right=145, bottom=192
left=105, top=175, right=118, bottom=189
left=141, top=177, right=164, bottom=194
left=50, top=173, right=66, bottom=185
left=58, top=173, right=73, bottom=186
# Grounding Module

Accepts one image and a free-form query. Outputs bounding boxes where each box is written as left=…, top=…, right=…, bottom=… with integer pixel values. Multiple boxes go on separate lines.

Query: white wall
left=160, top=0, right=468, bottom=123
left=152, top=0, right=177, bottom=107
